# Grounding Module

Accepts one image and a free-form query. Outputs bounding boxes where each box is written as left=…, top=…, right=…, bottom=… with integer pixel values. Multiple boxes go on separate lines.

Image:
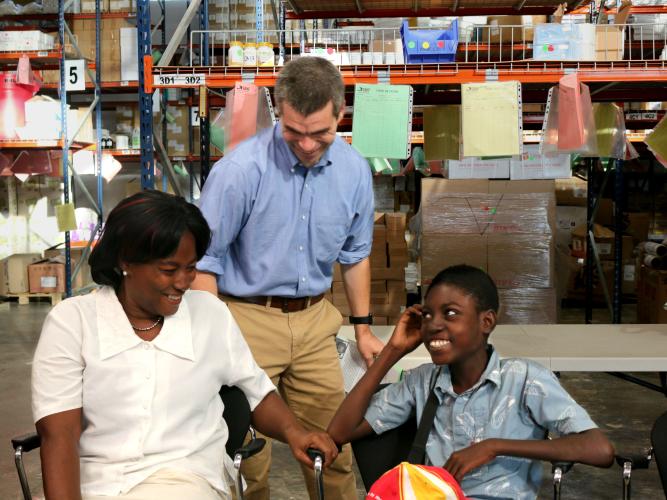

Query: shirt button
left=305, top=183, right=309, bottom=188
left=145, top=371, right=151, bottom=379
left=301, top=277, right=306, bottom=282
left=301, top=214, right=306, bottom=220
left=298, top=245, right=303, bottom=251
left=143, top=342, right=151, bottom=350
left=291, top=168, right=295, bottom=173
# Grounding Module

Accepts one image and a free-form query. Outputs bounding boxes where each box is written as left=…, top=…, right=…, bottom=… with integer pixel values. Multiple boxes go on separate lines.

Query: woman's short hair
left=274, top=57, right=345, bottom=117
left=89, top=190, right=211, bottom=289
left=425, top=264, right=499, bottom=314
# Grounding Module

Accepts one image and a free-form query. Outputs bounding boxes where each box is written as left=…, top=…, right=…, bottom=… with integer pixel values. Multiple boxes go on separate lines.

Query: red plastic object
left=0, top=72, right=40, bottom=140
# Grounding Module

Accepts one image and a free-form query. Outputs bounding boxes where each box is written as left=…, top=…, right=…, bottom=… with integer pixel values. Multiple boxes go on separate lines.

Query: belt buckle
left=281, top=298, right=290, bottom=314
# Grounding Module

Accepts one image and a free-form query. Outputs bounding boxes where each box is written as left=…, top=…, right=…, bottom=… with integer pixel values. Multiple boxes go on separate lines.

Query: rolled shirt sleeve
left=196, top=158, right=255, bottom=278
left=338, top=161, right=374, bottom=265
left=364, top=370, right=420, bottom=435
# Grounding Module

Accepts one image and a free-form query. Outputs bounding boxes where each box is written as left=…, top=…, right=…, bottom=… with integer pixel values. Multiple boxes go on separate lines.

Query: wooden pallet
left=2, top=292, right=62, bottom=306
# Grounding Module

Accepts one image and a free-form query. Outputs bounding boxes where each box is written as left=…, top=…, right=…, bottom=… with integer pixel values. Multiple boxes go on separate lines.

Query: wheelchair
left=614, top=409, right=667, bottom=500
left=11, top=385, right=265, bottom=500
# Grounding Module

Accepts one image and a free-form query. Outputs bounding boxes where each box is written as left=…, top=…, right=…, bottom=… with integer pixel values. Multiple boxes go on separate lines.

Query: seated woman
left=31, top=190, right=337, bottom=500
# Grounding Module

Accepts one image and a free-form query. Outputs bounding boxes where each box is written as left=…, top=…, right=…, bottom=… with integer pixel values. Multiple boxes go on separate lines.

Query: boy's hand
left=443, top=439, right=498, bottom=482
left=284, top=427, right=339, bottom=469
left=388, top=305, right=424, bottom=355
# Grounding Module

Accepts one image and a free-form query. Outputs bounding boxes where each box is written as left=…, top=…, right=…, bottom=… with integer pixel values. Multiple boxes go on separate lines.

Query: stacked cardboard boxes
left=330, top=212, right=408, bottom=325
left=420, top=179, right=557, bottom=324
left=70, top=18, right=135, bottom=82
left=638, top=266, right=667, bottom=323
left=0, top=254, right=41, bottom=296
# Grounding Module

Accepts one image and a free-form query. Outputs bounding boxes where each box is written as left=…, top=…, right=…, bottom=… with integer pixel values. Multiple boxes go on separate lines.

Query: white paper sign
left=65, top=59, right=86, bottom=91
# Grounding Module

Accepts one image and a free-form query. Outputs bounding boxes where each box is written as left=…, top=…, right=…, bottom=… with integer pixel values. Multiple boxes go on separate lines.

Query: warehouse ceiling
left=284, top=0, right=587, bottom=18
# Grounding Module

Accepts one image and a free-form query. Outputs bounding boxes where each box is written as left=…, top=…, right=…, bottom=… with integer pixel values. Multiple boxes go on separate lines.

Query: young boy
left=328, top=265, right=615, bottom=499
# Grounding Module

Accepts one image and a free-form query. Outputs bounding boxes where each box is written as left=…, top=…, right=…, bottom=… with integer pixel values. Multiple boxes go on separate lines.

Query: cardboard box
left=498, top=287, right=557, bottom=324
left=627, top=212, right=651, bottom=246
left=595, top=25, right=624, bottom=61
left=555, top=177, right=587, bottom=206
left=571, top=224, right=633, bottom=261
left=487, top=15, right=547, bottom=43
left=43, top=247, right=92, bottom=290
left=448, top=157, right=510, bottom=180
left=637, top=267, right=667, bottom=323
left=556, top=206, right=587, bottom=252
left=509, top=145, right=571, bottom=180
left=420, top=179, right=555, bottom=235
left=120, top=27, right=138, bottom=81
left=28, top=259, right=66, bottom=293
left=0, top=254, right=41, bottom=296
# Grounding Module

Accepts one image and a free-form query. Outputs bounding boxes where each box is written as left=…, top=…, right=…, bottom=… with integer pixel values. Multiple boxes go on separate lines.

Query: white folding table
left=339, top=324, right=667, bottom=392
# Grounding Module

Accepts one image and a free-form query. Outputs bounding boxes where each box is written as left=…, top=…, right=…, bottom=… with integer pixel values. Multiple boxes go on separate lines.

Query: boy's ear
left=480, top=310, right=497, bottom=337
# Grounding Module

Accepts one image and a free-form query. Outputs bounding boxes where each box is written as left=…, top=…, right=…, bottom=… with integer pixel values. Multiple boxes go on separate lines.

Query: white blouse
left=32, top=286, right=275, bottom=497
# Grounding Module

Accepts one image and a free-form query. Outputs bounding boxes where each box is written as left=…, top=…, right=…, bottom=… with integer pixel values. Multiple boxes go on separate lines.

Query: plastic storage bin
left=400, top=19, right=458, bottom=64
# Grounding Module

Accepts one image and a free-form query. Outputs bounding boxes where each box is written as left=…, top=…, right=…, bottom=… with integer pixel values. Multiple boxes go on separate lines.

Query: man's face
left=280, top=101, right=343, bottom=167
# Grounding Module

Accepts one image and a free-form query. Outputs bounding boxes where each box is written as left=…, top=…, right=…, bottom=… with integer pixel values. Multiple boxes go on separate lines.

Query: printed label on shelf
left=153, top=74, right=206, bottom=87
left=37, top=51, right=48, bottom=57
left=36, top=140, right=58, bottom=147
left=121, top=81, right=130, bottom=86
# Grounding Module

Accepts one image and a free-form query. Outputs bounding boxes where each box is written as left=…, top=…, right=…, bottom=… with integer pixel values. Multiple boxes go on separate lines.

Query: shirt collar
left=275, top=121, right=334, bottom=171
left=435, top=345, right=501, bottom=398
left=96, top=286, right=195, bottom=361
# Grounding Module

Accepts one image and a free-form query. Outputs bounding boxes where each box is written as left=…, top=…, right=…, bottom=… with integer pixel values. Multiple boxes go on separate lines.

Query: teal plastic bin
left=400, top=20, right=458, bottom=64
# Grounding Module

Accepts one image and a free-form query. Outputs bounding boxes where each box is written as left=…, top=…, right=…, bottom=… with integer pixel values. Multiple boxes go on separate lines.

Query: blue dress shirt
left=364, top=347, right=597, bottom=500
left=197, top=123, right=374, bottom=298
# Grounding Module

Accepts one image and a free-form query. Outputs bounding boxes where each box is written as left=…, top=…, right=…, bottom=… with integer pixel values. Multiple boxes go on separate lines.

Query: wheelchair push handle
left=307, top=448, right=325, bottom=470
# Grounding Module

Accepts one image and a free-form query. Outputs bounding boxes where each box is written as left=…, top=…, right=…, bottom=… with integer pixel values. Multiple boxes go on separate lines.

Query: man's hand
left=355, top=324, right=385, bottom=367
left=444, top=439, right=498, bottom=482
left=284, top=426, right=339, bottom=468
left=388, top=305, right=424, bottom=355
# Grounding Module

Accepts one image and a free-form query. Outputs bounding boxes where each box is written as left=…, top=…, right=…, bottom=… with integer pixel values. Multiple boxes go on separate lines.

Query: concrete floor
left=1, top=301, right=665, bottom=499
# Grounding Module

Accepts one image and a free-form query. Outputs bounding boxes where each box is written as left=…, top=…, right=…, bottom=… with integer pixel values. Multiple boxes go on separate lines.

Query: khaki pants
left=84, top=468, right=226, bottom=500
left=223, top=296, right=357, bottom=500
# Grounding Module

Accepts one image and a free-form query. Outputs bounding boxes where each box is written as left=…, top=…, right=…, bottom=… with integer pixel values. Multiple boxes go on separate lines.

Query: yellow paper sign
left=645, top=114, right=667, bottom=161
left=462, top=81, right=522, bottom=157
left=55, top=203, right=77, bottom=232
left=423, top=105, right=460, bottom=161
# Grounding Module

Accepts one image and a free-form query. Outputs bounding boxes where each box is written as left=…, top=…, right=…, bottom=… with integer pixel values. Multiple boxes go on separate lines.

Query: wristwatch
left=349, top=314, right=373, bottom=325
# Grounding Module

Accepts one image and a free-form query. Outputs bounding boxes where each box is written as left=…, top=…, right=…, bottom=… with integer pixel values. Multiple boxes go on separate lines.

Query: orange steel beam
left=143, top=54, right=153, bottom=93
left=570, top=5, right=667, bottom=15
left=285, top=7, right=559, bottom=18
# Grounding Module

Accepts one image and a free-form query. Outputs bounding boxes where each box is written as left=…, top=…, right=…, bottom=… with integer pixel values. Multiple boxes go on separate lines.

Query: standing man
left=192, top=57, right=384, bottom=499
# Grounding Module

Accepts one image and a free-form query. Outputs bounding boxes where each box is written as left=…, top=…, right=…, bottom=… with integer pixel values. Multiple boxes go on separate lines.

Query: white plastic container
left=243, top=43, right=257, bottom=67
left=228, top=41, right=244, bottom=66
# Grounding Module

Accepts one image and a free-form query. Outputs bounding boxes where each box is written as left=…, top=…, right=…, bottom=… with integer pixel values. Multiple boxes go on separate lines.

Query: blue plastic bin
left=400, top=19, right=458, bottom=64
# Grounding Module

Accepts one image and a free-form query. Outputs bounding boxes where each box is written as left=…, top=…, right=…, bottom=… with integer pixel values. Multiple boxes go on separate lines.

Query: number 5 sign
left=64, top=60, right=86, bottom=91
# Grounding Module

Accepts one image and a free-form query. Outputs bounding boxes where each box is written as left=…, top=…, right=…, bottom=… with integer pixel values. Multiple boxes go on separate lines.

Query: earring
left=122, top=270, right=128, bottom=276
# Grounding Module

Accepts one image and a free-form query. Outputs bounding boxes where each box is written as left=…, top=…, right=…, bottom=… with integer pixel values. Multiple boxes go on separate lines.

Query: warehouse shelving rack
left=136, top=0, right=667, bottom=325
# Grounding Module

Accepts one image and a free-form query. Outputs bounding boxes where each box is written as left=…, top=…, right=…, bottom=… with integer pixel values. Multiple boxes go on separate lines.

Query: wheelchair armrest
left=11, top=432, right=41, bottom=453
left=233, top=437, right=266, bottom=460
left=615, top=450, right=652, bottom=470
left=551, top=461, right=574, bottom=475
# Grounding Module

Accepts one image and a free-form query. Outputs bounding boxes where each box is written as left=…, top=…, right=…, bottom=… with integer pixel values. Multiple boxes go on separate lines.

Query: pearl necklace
left=130, top=316, right=163, bottom=331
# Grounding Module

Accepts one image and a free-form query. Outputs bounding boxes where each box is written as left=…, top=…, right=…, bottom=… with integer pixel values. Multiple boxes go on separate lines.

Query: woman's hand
left=388, top=305, right=424, bottom=355
left=284, top=426, right=339, bottom=468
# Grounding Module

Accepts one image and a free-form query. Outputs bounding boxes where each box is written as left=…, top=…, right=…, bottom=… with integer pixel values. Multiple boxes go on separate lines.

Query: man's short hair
left=274, top=57, right=345, bottom=117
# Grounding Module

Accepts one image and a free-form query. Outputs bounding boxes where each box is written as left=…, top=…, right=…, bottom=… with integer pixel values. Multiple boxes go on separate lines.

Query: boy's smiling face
left=420, top=283, right=496, bottom=366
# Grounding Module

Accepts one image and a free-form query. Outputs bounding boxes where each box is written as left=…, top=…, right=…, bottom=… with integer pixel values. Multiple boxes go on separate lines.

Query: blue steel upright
left=59, top=0, right=71, bottom=296
left=137, top=0, right=155, bottom=189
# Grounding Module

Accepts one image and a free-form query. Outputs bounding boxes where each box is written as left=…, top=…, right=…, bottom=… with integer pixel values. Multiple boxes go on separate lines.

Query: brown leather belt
left=231, top=293, right=325, bottom=313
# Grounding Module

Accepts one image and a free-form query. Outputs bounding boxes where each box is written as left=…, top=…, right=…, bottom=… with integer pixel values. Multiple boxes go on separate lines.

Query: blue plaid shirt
left=364, top=347, right=597, bottom=499
left=197, top=123, right=374, bottom=297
